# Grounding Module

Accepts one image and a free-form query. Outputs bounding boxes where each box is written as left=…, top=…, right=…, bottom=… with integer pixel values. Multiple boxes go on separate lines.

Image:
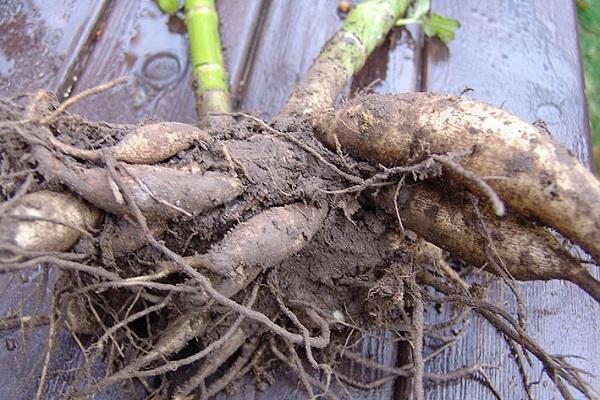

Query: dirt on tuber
left=313, top=92, right=600, bottom=264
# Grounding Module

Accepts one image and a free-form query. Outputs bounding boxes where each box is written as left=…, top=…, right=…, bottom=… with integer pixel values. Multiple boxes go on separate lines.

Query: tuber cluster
left=0, top=0, right=598, bottom=399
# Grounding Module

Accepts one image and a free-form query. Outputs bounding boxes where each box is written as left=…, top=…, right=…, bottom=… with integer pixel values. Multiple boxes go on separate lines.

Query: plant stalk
left=282, top=0, right=408, bottom=116
left=158, top=0, right=180, bottom=14
left=185, top=0, right=231, bottom=118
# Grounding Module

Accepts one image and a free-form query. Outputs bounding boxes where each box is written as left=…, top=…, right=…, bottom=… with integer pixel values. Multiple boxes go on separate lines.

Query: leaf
left=410, top=0, right=431, bottom=21
left=421, top=13, right=461, bottom=44
left=394, top=1, right=460, bottom=44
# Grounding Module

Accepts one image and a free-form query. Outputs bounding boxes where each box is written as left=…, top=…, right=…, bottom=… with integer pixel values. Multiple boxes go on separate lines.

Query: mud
left=0, top=92, right=596, bottom=400
left=0, top=93, right=418, bottom=396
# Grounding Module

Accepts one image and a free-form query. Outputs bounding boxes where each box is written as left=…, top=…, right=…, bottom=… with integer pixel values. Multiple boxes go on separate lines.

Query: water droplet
left=535, top=103, right=561, bottom=124
left=142, top=52, right=181, bottom=88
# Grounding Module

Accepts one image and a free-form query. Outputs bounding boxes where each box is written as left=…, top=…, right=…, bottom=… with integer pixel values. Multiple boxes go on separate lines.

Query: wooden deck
left=0, top=0, right=597, bottom=399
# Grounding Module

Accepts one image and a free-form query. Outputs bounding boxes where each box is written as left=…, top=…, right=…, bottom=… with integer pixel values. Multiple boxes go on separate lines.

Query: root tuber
left=313, top=92, right=600, bottom=263
left=36, top=121, right=206, bottom=165
left=110, top=121, right=209, bottom=164
left=34, top=147, right=242, bottom=218
left=1, top=190, right=100, bottom=255
left=183, top=202, right=329, bottom=277
left=373, top=183, right=600, bottom=303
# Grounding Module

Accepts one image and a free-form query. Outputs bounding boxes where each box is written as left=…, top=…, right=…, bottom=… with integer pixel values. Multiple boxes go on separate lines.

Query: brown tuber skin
left=313, top=92, right=600, bottom=265
left=373, top=182, right=600, bottom=302
left=183, top=202, right=329, bottom=277
left=1, top=190, right=100, bottom=255
left=50, top=121, right=208, bottom=164
left=34, top=147, right=243, bottom=218
left=110, top=122, right=209, bottom=164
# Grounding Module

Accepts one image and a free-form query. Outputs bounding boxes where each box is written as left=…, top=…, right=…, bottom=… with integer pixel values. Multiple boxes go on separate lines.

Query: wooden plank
left=218, top=0, right=270, bottom=105
left=70, top=0, right=265, bottom=123
left=240, top=4, right=422, bottom=117
left=238, top=0, right=347, bottom=118
left=0, top=2, right=109, bottom=399
left=0, top=0, right=108, bottom=96
left=424, top=0, right=591, bottom=166
left=351, top=25, right=422, bottom=96
left=422, top=1, right=598, bottom=399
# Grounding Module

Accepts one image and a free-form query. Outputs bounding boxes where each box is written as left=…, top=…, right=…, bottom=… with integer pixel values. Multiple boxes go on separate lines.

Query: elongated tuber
left=47, top=122, right=207, bottom=164
left=175, top=202, right=329, bottom=278
left=1, top=190, right=100, bottom=255
left=34, top=147, right=242, bottom=218
left=373, top=183, right=600, bottom=303
left=111, top=122, right=209, bottom=164
left=313, top=92, right=600, bottom=264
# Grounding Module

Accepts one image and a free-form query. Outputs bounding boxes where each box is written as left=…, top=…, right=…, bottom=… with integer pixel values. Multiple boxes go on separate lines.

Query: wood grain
left=422, top=1, right=598, bottom=399
left=0, top=0, right=108, bottom=96
left=239, top=0, right=346, bottom=118
left=0, top=2, right=108, bottom=398
left=351, top=25, right=423, bottom=96
left=70, top=0, right=265, bottom=124
left=424, top=0, right=591, bottom=166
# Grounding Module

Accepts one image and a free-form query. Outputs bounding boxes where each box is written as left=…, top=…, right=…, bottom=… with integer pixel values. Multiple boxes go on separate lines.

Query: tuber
left=110, top=122, right=209, bottom=164
left=183, top=202, right=329, bottom=277
left=34, top=147, right=242, bottom=218
left=1, top=190, right=100, bottom=255
left=313, top=92, right=600, bottom=264
left=46, top=122, right=207, bottom=165
left=373, top=183, right=600, bottom=303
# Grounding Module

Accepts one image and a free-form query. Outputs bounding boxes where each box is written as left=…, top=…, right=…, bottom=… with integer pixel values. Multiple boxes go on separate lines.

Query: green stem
left=158, top=0, right=180, bottom=14
left=282, top=0, right=408, bottom=116
left=185, top=0, right=231, bottom=118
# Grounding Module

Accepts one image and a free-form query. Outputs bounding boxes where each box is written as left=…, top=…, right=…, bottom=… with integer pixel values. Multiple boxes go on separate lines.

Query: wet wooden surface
left=423, top=2, right=598, bottom=399
left=0, top=0, right=595, bottom=399
left=0, top=2, right=110, bottom=399
left=69, top=0, right=266, bottom=124
left=0, top=0, right=109, bottom=96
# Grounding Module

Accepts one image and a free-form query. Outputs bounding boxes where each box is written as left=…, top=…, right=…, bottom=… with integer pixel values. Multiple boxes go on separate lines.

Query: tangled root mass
left=0, top=92, right=597, bottom=400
